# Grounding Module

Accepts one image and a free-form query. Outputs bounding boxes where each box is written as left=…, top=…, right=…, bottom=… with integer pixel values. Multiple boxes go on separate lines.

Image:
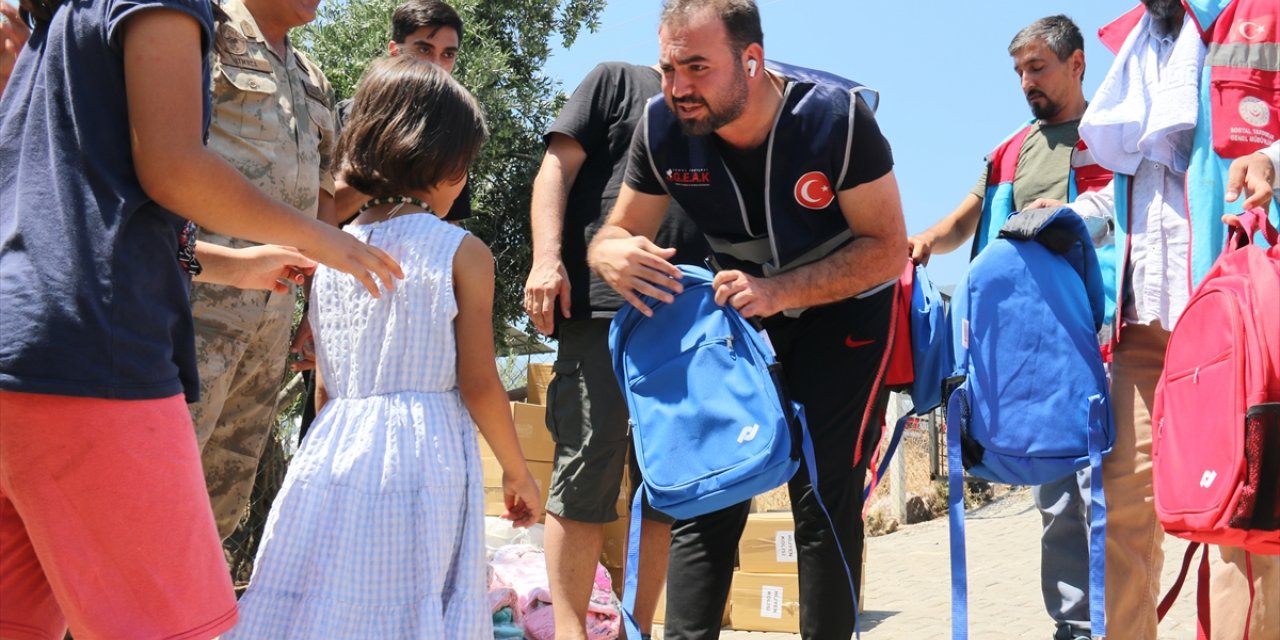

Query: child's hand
left=221, top=244, right=315, bottom=293
left=501, top=468, right=543, bottom=529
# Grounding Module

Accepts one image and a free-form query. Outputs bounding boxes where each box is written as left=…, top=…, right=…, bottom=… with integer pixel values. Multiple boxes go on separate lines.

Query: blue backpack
left=610, top=265, right=860, bottom=638
left=945, top=207, right=1115, bottom=639
left=909, top=264, right=953, bottom=415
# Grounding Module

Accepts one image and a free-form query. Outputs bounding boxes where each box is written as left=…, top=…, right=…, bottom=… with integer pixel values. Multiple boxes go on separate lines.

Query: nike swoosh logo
left=845, top=336, right=875, bottom=348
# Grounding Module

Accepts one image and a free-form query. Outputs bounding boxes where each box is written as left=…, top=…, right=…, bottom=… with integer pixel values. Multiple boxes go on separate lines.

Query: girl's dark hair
left=337, top=56, right=488, bottom=199
left=21, top=0, right=61, bottom=27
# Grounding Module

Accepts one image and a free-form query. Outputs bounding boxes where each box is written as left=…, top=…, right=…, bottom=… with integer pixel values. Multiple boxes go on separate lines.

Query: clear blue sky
left=542, top=0, right=1129, bottom=284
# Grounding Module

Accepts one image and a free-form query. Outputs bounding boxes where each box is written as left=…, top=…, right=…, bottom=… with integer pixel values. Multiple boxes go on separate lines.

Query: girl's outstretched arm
left=454, top=234, right=543, bottom=528
left=193, top=242, right=315, bottom=293
left=119, top=8, right=403, bottom=297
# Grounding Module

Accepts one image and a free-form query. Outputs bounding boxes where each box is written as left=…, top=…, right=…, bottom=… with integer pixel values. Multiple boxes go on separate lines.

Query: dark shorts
left=544, top=318, right=673, bottom=524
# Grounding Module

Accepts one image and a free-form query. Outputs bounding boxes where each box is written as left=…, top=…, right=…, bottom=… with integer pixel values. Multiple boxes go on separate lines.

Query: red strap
left=853, top=275, right=899, bottom=468
left=987, top=126, right=1034, bottom=186
left=1196, top=544, right=1211, bottom=640
left=1158, top=541, right=1200, bottom=620
left=862, top=411, right=887, bottom=516
left=1244, top=552, right=1255, bottom=640
left=1229, top=207, right=1280, bottom=249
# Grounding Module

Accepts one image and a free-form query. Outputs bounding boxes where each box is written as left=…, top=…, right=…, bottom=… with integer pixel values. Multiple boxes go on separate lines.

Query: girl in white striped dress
left=228, top=55, right=543, bottom=640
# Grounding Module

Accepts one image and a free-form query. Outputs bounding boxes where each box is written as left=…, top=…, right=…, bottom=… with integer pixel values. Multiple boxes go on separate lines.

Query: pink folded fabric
left=488, top=545, right=620, bottom=640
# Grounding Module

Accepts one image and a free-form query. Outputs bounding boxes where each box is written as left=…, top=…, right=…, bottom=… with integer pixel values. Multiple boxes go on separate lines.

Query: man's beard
left=673, top=69, right=749, bottom=136
left=1143, top=0, right=1183, bottom=21
left=1027, top=90, right=1059, bottom=121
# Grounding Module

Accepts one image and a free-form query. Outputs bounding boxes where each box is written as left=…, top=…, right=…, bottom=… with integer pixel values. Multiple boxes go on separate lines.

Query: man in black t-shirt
left=587, top=1, right=906, bottom=638
left=524, top=61, right=708, bottom=640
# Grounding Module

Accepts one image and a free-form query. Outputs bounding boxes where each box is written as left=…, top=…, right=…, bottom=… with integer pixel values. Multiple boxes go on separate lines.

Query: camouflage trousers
left=188, top=281, right=295, bottom=540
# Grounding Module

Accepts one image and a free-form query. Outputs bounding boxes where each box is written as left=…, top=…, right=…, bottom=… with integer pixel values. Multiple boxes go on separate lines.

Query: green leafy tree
left=299, top=0, right=603, bottom=350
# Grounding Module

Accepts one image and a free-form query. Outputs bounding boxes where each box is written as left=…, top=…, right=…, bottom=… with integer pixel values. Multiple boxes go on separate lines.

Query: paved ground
left=652, top=488, right=1199, bottom=639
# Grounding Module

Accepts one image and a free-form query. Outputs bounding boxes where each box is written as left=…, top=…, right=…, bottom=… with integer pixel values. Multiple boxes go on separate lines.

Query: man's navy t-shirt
left=0, top=0, right=215, bottom=401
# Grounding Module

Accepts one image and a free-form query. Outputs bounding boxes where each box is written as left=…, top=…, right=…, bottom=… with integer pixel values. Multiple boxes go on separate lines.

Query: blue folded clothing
left=492, top=607, right=523, bottom=639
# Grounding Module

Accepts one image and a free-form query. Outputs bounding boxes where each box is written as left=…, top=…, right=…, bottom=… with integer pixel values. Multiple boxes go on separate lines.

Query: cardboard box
left=729, top=571, right=801, bottom=632
left=483, top=460, right=554, bottom=519
left=738, top=512, right=799, bottom=573
left=653, top=582, right=731, bottom=626
left=526, top=362, right=555, bottom=405
left=511, top=402, right=557, bottom=462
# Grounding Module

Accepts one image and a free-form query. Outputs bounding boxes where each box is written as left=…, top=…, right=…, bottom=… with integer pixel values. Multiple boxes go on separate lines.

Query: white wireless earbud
left=747, top=59, right=758, bottom=77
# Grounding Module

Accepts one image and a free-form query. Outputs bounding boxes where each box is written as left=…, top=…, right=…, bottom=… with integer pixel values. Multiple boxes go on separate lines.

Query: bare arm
left=192, top=242, right=314, bottom=292
left=907, top=193, right=983, bottom=265
left=523, top=134, right=587, bottom=335
left=455, top=235, right=542, bottom=527
left=121, top=10, right=402, bottom=295
left=287, top=189, right=335, bottom=371
left=316, top=189, right=338, bottom=227
left=0, top=2, right=29, bottom=98
left=713, top=171, right=908, bottom=318
left=314, top=367, right=330, bottom=414
left=586, top=185, right=685, bottom=317
left=332, top=178, right=368, bottom=225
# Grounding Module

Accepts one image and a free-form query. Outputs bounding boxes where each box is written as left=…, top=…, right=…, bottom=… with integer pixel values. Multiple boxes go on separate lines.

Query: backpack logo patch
left=737, top=424, right=760, bottom=444
left=1200, top=470, right=1218, bottom=489
left=795, top=171, right=834, bottom=210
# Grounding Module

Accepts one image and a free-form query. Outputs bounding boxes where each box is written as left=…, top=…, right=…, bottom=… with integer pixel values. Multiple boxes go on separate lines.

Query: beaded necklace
left=354, top=195, right=435, bottom=222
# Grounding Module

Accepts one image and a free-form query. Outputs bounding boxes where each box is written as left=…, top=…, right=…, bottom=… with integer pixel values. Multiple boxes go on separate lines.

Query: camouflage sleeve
left=317, top=78, right=337, bottom=196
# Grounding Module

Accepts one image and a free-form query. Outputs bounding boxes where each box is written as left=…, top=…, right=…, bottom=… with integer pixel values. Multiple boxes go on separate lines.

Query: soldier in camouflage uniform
left=190, top=0, right=337, bottom=540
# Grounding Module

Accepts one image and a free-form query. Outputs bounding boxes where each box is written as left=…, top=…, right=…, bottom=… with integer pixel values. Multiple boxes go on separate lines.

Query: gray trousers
left=1033, top=466, right=1091, bottom=638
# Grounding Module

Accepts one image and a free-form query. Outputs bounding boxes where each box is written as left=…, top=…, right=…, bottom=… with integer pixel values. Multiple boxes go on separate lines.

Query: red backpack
left=1152, top=208, right=1280, bottom=637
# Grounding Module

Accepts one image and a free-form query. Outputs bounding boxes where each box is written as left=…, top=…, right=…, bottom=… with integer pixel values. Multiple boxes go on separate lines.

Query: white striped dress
left=227, top=214, right=490, bottom=639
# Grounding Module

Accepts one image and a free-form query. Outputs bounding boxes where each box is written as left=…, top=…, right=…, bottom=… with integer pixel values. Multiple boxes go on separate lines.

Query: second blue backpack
left=945, top=207, right=1115, bottom=639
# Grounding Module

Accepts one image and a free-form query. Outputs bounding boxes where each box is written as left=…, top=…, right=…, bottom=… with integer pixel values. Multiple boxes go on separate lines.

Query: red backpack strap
left=1229, top=208, right=1280, bottom=249
left=1241, top=552, right=1257, bottom=640
left=1157, top=541, right=1200, bottom=621
left=883, top=260, right=915, bottom=388
left=853, top=267, right=904, bottom=468
left=1196, top=545, right=1211, bottom=640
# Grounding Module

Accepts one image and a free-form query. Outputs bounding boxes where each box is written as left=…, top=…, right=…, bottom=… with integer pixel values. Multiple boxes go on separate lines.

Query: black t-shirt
left=625, top=88, right=894, bottom=239
left=548, top=62, right=709, bottom=318
left=335, top=97, right=472, bottom=223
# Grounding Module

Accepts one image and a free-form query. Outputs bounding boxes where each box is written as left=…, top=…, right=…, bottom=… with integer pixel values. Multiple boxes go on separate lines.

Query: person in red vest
left=1042, top=1, right=1278, bottom=637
